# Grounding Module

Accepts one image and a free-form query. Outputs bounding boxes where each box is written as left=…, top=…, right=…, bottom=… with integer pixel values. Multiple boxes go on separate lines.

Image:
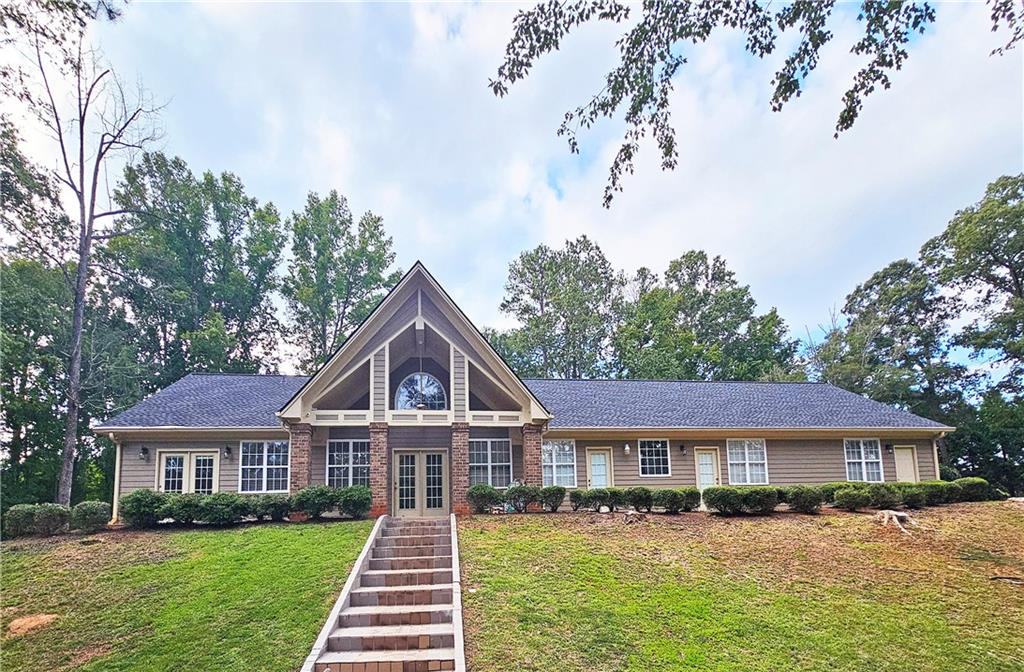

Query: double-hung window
left=240, top=440, right=290, bottom=493
left=727, top=439, right=769, bottom=485
left=468, top=439, right=512, bottom=488
left=845, top=438, right=883, bottom=482
left=327, top=440, right=370, bottom=488
left=542, top=439, right=577, bottom=487
left=639, top=439, right=671, bottom=476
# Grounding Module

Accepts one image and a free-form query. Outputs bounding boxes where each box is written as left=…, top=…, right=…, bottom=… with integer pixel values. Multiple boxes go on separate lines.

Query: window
left=542, top=440, right=577, bottom=487
left=845, top=438, right=883, bottom=482
left=192, top=455, right=215, bottom=494
left=240, top=440, right=290, bottom=493
left=162, top=455, right=185, bottom=493
left=327, top=440, right=370, bottom=488
left=469, top=439, right=512, bottom=487
left=395, top=372, right=447, bottom=410
left=727, top=439, right=769, bottom=485
left=639, top=439, right=671, bottom=476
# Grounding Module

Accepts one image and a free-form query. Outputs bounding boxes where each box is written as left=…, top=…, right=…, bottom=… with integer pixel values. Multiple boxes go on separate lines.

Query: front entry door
left=893, top=447, right=919, bottom=482
left=695, top=448, right=719, bottom=491
left=586, top=449, right=612, bottom=489
left=393, top=451, right=448, bottom=518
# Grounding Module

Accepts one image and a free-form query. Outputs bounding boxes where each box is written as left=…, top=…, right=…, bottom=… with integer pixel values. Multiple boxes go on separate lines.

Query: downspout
left=110, top=434, right=122, bottom=524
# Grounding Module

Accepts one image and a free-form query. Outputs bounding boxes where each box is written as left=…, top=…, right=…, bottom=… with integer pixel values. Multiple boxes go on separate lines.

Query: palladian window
left=394, top=372, right=447, bottom=410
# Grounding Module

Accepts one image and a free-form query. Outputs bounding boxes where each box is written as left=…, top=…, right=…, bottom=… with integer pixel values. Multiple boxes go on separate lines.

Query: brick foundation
left=451, top=422, right=470, bottom=515
left=522, top=423, right=543, bottom=511
left=369, top=422, right=389, bottom=516
left=288, top=423, right=313, bottom=493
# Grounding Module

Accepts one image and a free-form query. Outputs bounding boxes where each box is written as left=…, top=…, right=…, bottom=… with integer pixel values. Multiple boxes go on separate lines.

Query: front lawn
left=1, top=520, right=372, bottom=672
left=459, top=502, right=1024, bottom=672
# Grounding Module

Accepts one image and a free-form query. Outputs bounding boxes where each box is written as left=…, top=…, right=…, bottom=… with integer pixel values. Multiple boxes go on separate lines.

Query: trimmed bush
left=466, top=484, right=504, bottom=513
left=4, top=504, right=38, bottom=538
left=568, top=489, right=589, bottom=512
left=953, top=477, right=991, bottom=502
left=539, top=486, right=567, bottom=512
left=119, top=489, right=166, bottom=528
left=624, top=486, right=654, bottom=512
left=786, top=485, right=823, bottom=514
left=71, top=501, right=111, bottom=533
left=338, top=486, right=372, bottom=519
left=834, top=486, right=871, bottom=512
left=291, top=485, right=337, bottom=519
left=867, top=483, right=901, bottom=509
left=196, top=492, right=246, bottom=525
left=32, top=503, right=70, bottom=536
left=774, top=487, right=790, bottom=504
left=604, top=488, right=626, bottom=512
left=895, top=483, right=926, bottom=509
left=504, top=485, right=541, bottom=513
left=585, top=488, right=609, bottom=512
left=654, top=487, right=701, bottom=514
left=160, top=493, right=203, bottom=524
left=920, top=480, right=961, bottom=505
left=678, top=487, right=701, bottom=512
left=818, top=482, right=856, bottom=504
left=740, top=486, right=779, bottom=515
left=252, top=494, right=291, bottom=522
left=939, top=464, right=961, bottom=481
left=703, top=486, right=744, bottom=515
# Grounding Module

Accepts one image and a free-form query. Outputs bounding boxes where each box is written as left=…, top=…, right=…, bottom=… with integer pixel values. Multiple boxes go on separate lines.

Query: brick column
left=522, top=423, right=544, bottom=512
left=288, top=423, right=313, bottom=493
left=451, top=422, right=470, bottom=515
left=369, top=422, right=389, bottom=517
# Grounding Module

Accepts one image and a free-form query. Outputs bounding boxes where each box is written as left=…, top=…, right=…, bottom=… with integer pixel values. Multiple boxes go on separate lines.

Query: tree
left=283, top=191, right=401, bottom=373
left=491, top=1, right=1022, bottom=206
left=921, top=174, right=1024, bottom=392
left=497, top=236, right=624, bottom=378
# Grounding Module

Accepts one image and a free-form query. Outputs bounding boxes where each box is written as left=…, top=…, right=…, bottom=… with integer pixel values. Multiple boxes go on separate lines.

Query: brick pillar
left=522, top=423, right=543, bottom=512
left=369, top=422, right=389, bottom=517
left=288, top=423, right=313, bottom=493
left=451, top=422, right=470, bottom=515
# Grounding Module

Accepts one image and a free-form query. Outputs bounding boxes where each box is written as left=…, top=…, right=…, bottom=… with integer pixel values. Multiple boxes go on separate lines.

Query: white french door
left=393, top=450, right=448, bottom=518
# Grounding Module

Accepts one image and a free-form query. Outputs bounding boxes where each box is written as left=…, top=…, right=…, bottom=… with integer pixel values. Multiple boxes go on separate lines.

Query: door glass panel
left=697, top=452, right=716, bottom=489
left=398, top=454, right=417, bottom=510
left=590, top=453, right=608, bottom=488
left=163, top=456, right=184, bottom=493
left=193, top=455, right=215, bottom=494
left=425, top=453, right=444, bottom=510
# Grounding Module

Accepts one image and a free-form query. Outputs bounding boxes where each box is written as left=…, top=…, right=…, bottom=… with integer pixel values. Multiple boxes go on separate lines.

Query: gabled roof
left=524, top=379, right=951, bottom=430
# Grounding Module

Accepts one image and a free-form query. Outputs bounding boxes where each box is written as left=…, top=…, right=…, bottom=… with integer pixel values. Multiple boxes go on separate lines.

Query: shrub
left=4, top=504, right=38, bottom=537
left=504, top=485, right=541, bottom=513
left=992, top=488, right=1010, bottom=501
left=654, top=487, right=701, bottom=514
left=119, top=489, right=166, bottom=528
left=71, top=501, right=111, bottom=533
left=291, top=485, right=337, bottom=519
left=252, top=494, right=291, bottom=522
left=196, top=492, right=246, bottom=525
left=538, top=486, right=567, bottom=512
left=834, top=486, right=871, bottom=512
left=338, top=486, right=372, bottom=519
left=703, top=486, right=744, bottom=515
left=466, top=484, right=504, bottom=513
left=31, top=503, right=71, bottom=536
left=160, top=493, right=203, bottom=524
left=604, top=488, right=626, bottom=512
left=895, top=483, right=926, bottom=509
left=786, top=485, right=823, bottom=514
left=585, top=488, right=609, bottom=511
left=939, top=464, right=961, bottom=481
left=774, top=486, right=790, bottom=504
left=953, top=477, right=991, bottom=502
left=740, top=486, right=779, bottom=515
left=920, top=480, right=961, bottom=505
left=568, top=489, right=589, bottom=512
left=818, top=482, right=855, bottom=503
left=867, top=483, right=901, bottom=509
left=678, top=487, right=701, bottom=512
left=624, top=486, right=654, bottom=512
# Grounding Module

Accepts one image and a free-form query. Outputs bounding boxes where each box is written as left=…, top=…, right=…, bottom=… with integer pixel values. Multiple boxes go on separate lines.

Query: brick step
left=382, top=522, right=450, bottom=535
left=338, top=604, right=452, bottom=628
left=368, top=556, right=452, bottom=571
left=376, top=534, right=451, bottom=548
left=372, top=545, right=451, bottom=559
left=360, top=568, right=453, bottom=587
left=349, top=584, right=453, bottom=608
left=314, top=647, right=456, bottom=672
left=327, top=623, right=455, bottom=652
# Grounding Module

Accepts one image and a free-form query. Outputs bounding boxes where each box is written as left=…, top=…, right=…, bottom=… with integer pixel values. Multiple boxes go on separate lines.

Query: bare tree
left=8, top=26, right=161, bottom=505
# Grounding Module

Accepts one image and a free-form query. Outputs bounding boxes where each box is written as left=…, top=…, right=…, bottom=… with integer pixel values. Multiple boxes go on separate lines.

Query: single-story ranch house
left=98, top=263, right=953, bottom=520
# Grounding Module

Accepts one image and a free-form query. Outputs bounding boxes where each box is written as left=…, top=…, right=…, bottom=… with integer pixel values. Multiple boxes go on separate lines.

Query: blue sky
left=77, top=2, right=1021, bottom=370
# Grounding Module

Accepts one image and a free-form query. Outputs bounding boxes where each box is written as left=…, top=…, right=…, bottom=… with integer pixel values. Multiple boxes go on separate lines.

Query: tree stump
left=623, top=510, right=647, bottom=524
left=875, top=509, right=918, bottom=534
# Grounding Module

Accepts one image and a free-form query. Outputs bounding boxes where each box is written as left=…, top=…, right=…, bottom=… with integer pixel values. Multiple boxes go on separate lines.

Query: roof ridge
left=187, top=372, right=310, bottom=378
left=523, top=378, right=827, bottom=385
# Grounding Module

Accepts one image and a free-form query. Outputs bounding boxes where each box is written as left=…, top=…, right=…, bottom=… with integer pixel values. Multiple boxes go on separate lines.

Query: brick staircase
left=304, top=516, right=465, bottom=672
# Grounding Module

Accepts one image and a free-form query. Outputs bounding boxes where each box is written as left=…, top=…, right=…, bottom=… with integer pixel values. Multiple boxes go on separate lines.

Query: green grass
left=459, top=503, right=1024, bottom=672
left=1, top=520, right=372, bottom=672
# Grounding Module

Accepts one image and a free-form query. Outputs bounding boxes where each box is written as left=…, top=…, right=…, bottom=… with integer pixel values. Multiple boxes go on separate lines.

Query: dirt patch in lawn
left=4, top=529, right=179, bottom=571
left=6, top=614, right=58, bottom=637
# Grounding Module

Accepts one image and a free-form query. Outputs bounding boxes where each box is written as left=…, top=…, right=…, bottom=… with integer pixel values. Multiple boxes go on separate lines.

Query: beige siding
left=391, top=426, right=450, bottom=449
left=420, top=292, right=502, bottom=383
left=452, top=349, right=467, bottom=422
left=372, top=348, right=387, bottom=421
left=348, top=292, right=419, bottom=370
left=916, top=441, right=938, bottom=481
left=118, top=439, right=257, bottom=497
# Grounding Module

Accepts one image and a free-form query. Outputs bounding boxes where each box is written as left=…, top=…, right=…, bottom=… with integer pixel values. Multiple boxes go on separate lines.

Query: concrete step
left=372, top=545, right=451, bottom=559
left=382, top=523, right=450, bottom=537
left=349, top=583, right=453, bottom=608
left=327, top=622, right=455, bottom=652
left=368, top=556, right=452, bottom=571
left=360, top=568, right=453, bottom=587
left=338, top=604, right=452, bottom=628
left=376, top=534, right=451, bottom=548
left=314, top=647, right=456, bottom=672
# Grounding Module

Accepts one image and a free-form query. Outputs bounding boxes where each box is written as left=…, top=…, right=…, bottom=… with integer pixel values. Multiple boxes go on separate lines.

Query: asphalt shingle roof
left=97, top=373, right=948, bottom=431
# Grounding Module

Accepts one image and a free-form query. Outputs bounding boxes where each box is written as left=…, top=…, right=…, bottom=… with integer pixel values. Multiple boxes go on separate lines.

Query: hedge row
left=3, top=500, right=111, bottom=538
left=117, top=485, right=372, bottom=529
left=466, top=484, right=702, bottom=515
left=466, top=484, right=568, bottom=513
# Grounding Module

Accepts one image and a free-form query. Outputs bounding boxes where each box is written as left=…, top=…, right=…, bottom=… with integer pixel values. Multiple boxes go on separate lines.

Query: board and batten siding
left=372, top=347, right=387, bottom=422
left=452, top=349, right=467, bottom=422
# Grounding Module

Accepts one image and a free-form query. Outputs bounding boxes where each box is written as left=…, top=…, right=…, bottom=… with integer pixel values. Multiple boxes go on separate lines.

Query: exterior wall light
left=223, top=444, right=233, bottom=459
left=679, top=443, right=687, bottom=456
left=885, top=443, right=894, bottom=454
left=138, top=445, right=149, bottom=461
left=623, top=443, right=631, bottom=455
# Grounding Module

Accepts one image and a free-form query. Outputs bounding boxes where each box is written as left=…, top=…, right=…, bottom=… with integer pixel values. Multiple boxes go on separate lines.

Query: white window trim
left=154, top=450, right=220, bottom=494
left=726, top=438, right=770, bottom=485
left=238, top=440, right=291, bottom=494
left=326, top=439, right=371, bottom=488
left=844, top=437, right=885, bottom=483
left=468, top=438, right=513, bottom=488
left=394, top=372, right=448, bottom=411
left=542, top=439, right=578, bottom=488
left=637, top=438, right=672, bottom=478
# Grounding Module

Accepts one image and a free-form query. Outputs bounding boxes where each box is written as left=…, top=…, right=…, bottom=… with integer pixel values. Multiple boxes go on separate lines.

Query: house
left=97, top=262, right=953, bottom=520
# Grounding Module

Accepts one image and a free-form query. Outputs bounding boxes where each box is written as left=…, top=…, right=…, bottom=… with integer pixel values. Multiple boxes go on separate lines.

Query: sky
left=71, top=1, right=1023, bottom=372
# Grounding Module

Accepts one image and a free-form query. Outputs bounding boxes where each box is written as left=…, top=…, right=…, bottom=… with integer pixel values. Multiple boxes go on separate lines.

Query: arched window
left=394, top=372, right=447, bottom=410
